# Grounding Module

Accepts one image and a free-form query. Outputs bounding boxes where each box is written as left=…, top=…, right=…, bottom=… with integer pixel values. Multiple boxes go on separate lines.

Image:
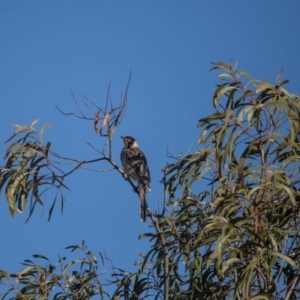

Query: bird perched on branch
left=120, top=136, right=151, bottom=222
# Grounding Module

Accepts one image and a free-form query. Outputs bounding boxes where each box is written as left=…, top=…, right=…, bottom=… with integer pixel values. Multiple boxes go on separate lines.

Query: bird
left=120, top=136, right=151, bottom=222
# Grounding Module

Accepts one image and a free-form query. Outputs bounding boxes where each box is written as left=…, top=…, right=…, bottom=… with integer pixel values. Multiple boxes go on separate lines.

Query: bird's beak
left=120, top=136, right=124, bottom=140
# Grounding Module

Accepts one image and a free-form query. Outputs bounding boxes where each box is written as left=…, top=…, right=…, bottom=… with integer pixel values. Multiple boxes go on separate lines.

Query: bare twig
left=56, top=72, right=131, bottom=140
left=82, top=94, right=102, bottom=112
left=55, top=105, right=93, bottom=120
left=70, top=87, right=87, bottom=118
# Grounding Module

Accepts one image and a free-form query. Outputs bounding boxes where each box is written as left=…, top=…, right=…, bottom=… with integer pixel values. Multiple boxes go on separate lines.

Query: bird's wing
left=125, top=148, right=151, bottom=184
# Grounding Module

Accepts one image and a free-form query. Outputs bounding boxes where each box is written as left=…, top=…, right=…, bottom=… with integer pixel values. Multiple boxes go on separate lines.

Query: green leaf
left=213, top=86, right=237, bottom=108
left=62, top=259, right=91, bottom=278
left=87, top=251, right=98, bottom=267
left=32, top=254, right=51, bottom=262
left=255, top=81, right=274, bottom=93
left=239, top=71, right=252, bottom=79
left=0, top=270, right=10, bottom=277
left=48, top=194, right=57, bottom=221
left=250, top=296, right=270, bottom=300
left=221, top=258, right=240, bottom=274
left=45, top=142, right=51, bottom=157
left=271, top=252, right=296, bottom=267
left=5, top=125, right=32, bottom=143
left=210, top=61, right=235, bottom=72
left=39, top=123, right=52, bottom=145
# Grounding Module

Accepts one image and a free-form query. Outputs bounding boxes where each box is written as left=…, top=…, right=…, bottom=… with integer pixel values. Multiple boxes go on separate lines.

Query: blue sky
left=1, top=0, right=300, bottom=296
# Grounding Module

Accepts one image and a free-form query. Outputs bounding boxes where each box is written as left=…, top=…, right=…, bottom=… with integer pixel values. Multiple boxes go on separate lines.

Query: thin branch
left=82, top=94, right=102, bottom=112
left=55, top=105, right=93, bottom=120
left=50, top=147, right=109, bottom=179
left=85, top=141, right=139, bottom=194
left=81, top=97, right=99, bottom=116
left=105, top=82, right=111, bottom=113
left=70, top=87, right=86, bottom=118
left=79, top=166, right=115, bottom=173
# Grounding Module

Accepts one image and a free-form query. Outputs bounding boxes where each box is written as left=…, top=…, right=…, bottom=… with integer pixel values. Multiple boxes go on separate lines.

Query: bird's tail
left=139, top=182, right=147, bottom=222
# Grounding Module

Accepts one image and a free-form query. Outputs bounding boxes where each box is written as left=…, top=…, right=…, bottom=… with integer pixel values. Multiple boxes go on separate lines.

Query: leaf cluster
left=149, top=62, right=300, bottom=299
left=0, top=120, right=66, bottom=220
left=0, top=242, right=105, bottom=300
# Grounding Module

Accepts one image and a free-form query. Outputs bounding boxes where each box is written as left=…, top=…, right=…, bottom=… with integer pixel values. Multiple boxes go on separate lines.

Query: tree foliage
left=0, top=120, right=65, bottom=221
left=1, top=62, right=300, bottom=299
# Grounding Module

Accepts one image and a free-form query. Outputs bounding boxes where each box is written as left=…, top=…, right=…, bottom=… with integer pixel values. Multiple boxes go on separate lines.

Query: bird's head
left=121, top=136, right=139, bottom=148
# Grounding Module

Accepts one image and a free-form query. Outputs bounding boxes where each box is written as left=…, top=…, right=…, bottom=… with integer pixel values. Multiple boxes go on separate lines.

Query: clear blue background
left=1, top=0, right=300, bottom=295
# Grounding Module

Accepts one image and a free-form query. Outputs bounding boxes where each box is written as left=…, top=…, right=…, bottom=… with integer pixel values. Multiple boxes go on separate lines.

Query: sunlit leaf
left=255, top=81, right=274, bottom=93
left=213, top=86, right=237, bottom=108
left=39, top=123, right=52, bottom=145
left=0, top=270, right=10, bottom=277
left=271, top=252, right=296, bottom=267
